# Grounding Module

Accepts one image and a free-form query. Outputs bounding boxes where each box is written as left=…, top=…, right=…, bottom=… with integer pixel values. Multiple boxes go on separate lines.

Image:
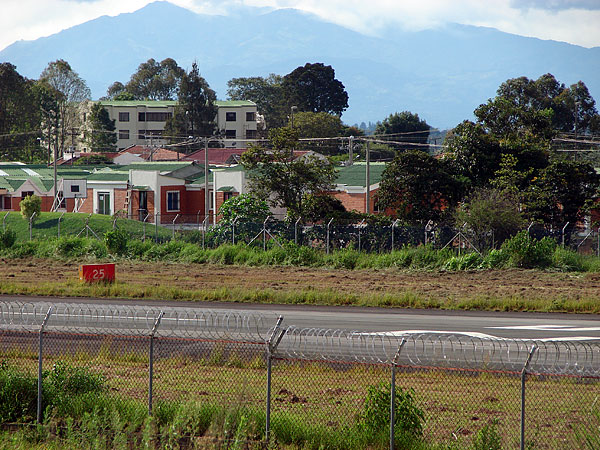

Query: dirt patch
left=1, top=258, right=600, bottom=309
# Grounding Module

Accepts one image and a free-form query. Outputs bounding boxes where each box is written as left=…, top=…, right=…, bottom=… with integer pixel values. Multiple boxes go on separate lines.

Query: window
left=145, top=112, right=172, bottom=122
left=138, top=130, right=146, bottom=140
left=119, top=130, right=130, bottom=140
left=167, top=191, right=180, bottom=212
left=70, top=185, right=80, bottom=194
left=223, top=192, right=234, bottom=202
left=138, top=112, right=145, bottom=122
left=226, top=112, right=236, bottom=122
left=246, top=129, right=257, bottom=139
left=21, top=191, right=34, bottom=199
left=225, top=130, right=236, bottom=139
left=119, top=112, right=130, bottom=122
left=246, top=112, right=256, bottom=122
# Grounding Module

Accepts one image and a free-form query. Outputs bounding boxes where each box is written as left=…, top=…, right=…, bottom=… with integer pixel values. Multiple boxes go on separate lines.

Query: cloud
left=510, top=0, right=600, bottom=10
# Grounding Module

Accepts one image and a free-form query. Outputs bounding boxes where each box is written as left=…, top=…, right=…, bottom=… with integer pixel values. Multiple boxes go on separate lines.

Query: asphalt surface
left=2, top=294, right=600, bottom=340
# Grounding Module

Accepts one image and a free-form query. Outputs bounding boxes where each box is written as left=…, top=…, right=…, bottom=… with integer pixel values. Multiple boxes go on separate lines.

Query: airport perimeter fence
left=1, top=301, right=599, bottom=449
left=4, top=209, right=600, bottom=256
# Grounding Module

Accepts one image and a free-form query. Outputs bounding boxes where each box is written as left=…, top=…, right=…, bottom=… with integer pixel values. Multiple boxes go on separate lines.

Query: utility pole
left=365, top=139, right=371, bottom=214
left=348, top=136, right=354, bottom=166
left=204, top=137, right=209, bottom=226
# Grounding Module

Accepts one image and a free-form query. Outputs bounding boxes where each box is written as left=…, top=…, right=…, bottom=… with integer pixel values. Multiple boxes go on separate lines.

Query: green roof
left=335, top=163, right=386, bottom=187
left=96, top=100, right=255, bottom=108
left=97, top=100, right=177, bottom=108
left=217, top=186, right=235, bottom=192
left=87, top=172, right=129, bottom=182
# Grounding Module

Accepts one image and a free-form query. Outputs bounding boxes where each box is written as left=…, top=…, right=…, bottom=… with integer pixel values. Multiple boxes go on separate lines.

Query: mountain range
left=1, top=1, right=599, bottom=129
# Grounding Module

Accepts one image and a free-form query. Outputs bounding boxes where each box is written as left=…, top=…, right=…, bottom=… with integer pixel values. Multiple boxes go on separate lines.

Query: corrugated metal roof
left=335, top=163, right=386, bottom=187
left=121, top=162, right=193, bottom=172
left=98, top=100, right=177, bottom=108
left=87, top=172, right=129, bottom=181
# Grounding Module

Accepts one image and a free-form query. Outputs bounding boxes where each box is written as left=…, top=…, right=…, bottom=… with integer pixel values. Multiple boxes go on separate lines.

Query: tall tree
left=227, top=74, right=286, bottom=128
left=40, top=60, right=91, bottom=156
left=164, top=62, right=217, bottom=142
left=106, top=58, right=185, bottom=101
left=292, top=111, right=343, bottom=155
left=375, top=111, right=432, bottom=151
left=281, top=63, right=349, bottom=116
left=377, top=150, right=463, bottom=224
left=84, top=103, right=117, bottom=152
left=241, top=127, right=336, bottom=219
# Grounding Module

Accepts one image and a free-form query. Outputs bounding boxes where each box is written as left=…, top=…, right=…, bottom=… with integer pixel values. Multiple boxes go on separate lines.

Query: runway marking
left=487, top=325, right=600, bottom=332
left=356, top=330, right=600, bottom=341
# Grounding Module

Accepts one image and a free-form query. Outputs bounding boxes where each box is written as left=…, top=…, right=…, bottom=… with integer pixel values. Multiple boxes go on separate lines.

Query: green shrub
left=501, top=231, right=557, bottom=269
left=360, top=383, right=425, bottom=440
left=552, top=247, right=586, bottom=272
left=0, top=363, right=37, bottom=422
left=473, top=421, right=502, bottom=450
left=444, top=252, right=483, bottom=271
left=0, top=228, right=16, bottom=249
left=126, top=240, right=154, bottom=258
left=104, top=228, right=128, bottom=255
left=19, top=195, right=41, bottom=223
left=56, top=237, right=88, bottom=258
left=481, top=249, right=509, bottom=269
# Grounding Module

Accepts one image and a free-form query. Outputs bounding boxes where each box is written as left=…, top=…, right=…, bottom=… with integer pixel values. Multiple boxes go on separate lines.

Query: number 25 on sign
left=79, top=263, right=115, bottom=283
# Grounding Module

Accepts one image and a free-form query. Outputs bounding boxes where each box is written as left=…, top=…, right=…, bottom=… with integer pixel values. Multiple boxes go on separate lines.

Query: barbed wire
left=1, top=302, right=599, bottom=376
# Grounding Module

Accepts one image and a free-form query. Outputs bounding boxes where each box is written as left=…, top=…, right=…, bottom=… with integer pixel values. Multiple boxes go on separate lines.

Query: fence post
left=202, top=216, right=208, bottom=249
left=37, top=306, right=53, bottom=424
left=266, top=316, right=286, bottom=443
left=143, top=213, right=150, bottom=241
left=520, top=345, right=537, bottom=450
left=232, top=218, right=238, bottom=245
left=295, top=217, right=301, bottom=246
left=2, top=211, right=8, bottom=232
left=155, top=212, right=159, bottom=243
left=29, top=212, right=37, bottom=241
left=358, top=219, right=365, bottom=252
left=562, top=222, right=570, bottom=248
left=112, top=216, right=117, bottom=230
left=57, top=212, right=65, bottom=239
left=391, top=219, right=399, bottom=252
left=172, top=214, right=179, bottom=240
left=263, top=216, right=270, bottom=251
left=148, top=311, right=164, bottom=415
left=327, top=218, right=334, bottom=254
left=390, top=339, right=406, bottom=450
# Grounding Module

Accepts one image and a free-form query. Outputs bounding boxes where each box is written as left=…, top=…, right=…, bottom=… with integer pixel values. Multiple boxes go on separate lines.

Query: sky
left=1, top=0, right=600, bottom=52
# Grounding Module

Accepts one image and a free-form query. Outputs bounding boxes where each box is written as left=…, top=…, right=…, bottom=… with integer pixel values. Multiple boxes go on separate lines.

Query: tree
left=227, top=74, right=286, bottom=128
left=164, top=62, right=217, bottom=143
left=40, top=60, right=91, bottom=157
left=20, top=194, right=41, bottom=223
left=84, top=103, right=117, bottom=152
left=241, top=127, right=336, bottom=219
left=302, top=193, right=347, bottom=221
left=455, top=188, right=524, bottom=249
left=375, top=112, right=432, bottom=151
left=292, top=111, right=343, bottom=155
left=524, top=158, right=599, bottom=229
left=108, top=58, right=185, bottom=101
left=281, top=63, right=349, bottom=116
left=218, top=194, right=270, bottom=225
left=0, top=63, right=43, bottom=162
left=377, top=150, right=464, bottom=224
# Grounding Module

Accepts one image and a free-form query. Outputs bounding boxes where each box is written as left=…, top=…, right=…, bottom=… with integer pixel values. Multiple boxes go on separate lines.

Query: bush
left=501, top=230, right=557, bottom=269
left=473, top=421, right=502, bottom=450
left=481, top=249, right=509, bottom=269
left=0, top=363, right=37, bottom=422
left=360, top=383, right=424, bottom=440
left=0, top=228, right=16, bottom=249
left=56, top=237, right=88, bottom=258
left=19, top=195, right=41, bottom=223
left=104, top=228, right=128, bottom=255
left=443, top=252, right=483, bottom=271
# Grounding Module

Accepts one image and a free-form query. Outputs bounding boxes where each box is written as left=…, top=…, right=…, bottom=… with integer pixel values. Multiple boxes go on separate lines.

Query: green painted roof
left=97, top=100, right=177, bottom=108
left=96, top=100, right=255, bottom=108
left=217, top=186, right=235, bottom=192
left=335, top=163, right=386, bottom=187
left=87, top=172, right=129, bottom=182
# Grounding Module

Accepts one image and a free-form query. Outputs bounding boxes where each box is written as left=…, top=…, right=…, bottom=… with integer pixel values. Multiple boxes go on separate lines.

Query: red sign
left=79, top=263, right=115, bottom=283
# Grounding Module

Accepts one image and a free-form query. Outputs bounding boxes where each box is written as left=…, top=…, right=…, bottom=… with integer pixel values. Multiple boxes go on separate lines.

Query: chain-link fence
left=5, top=209, right=600, bottom=256
left=1, top=301, right=599, bottom=449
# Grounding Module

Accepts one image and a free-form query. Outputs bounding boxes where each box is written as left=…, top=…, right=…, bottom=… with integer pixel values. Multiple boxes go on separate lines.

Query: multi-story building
left=82, top=100, right=258, bottom=151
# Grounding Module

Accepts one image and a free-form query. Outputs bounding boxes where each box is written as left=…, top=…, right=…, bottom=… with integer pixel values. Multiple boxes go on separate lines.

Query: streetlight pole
left=204, top=137, right=209, bottom=226
left=290, top=106, right=297, bottom=128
